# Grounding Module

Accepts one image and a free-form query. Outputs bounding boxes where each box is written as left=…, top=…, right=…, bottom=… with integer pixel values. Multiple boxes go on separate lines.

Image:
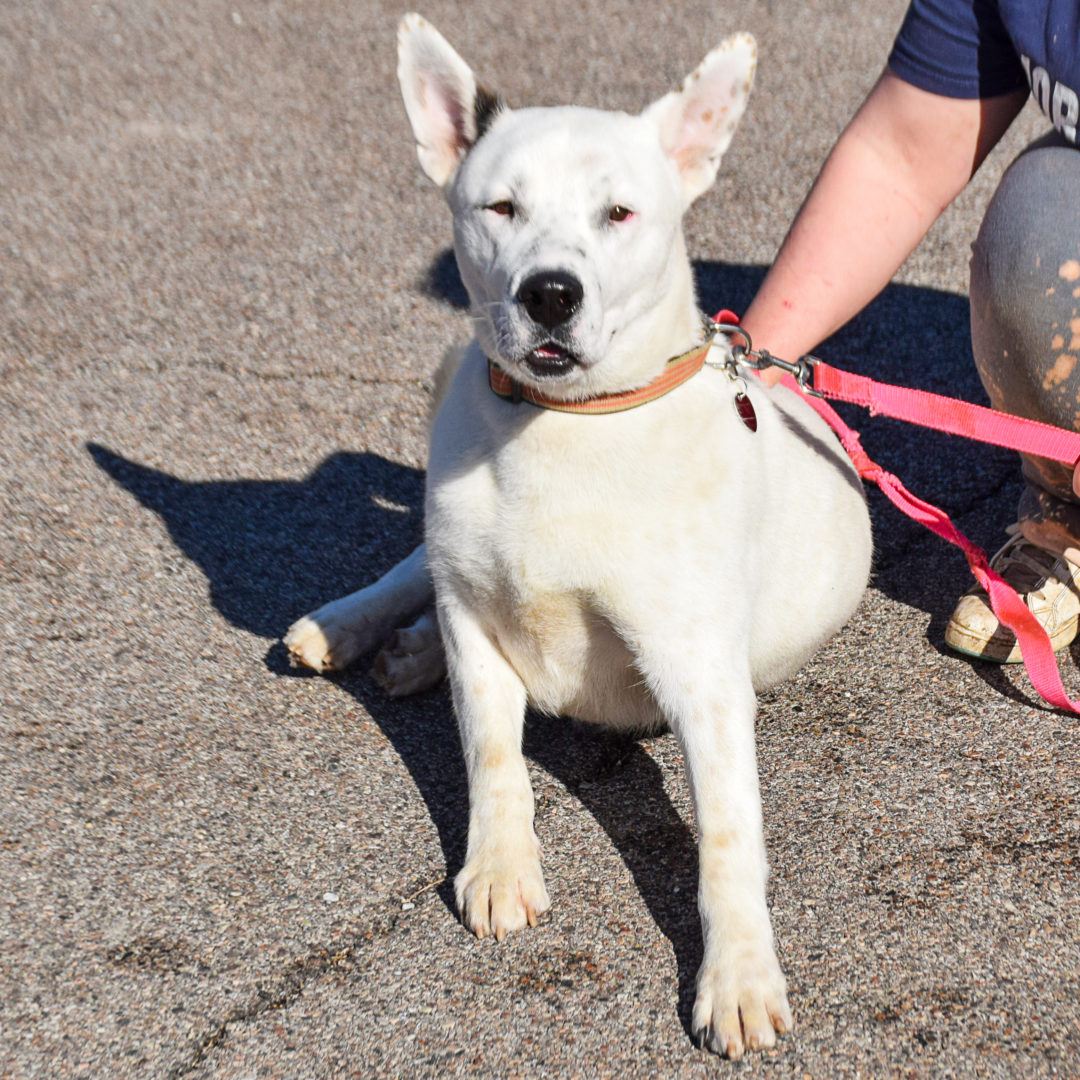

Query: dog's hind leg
left=285, top=543, right=436, bottom=676
left=371, top=607, right=446, bottom=696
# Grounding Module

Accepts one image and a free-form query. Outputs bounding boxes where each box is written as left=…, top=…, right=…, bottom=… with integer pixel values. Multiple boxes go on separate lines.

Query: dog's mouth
left=522, top=342, right=579, bottom=379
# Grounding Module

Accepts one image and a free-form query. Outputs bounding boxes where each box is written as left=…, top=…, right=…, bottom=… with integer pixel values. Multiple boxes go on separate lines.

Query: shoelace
left=989, top=528, right=1078, bottom=605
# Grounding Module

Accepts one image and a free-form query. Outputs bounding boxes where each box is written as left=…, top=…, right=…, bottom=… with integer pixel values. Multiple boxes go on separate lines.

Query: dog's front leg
left=684, top=699, right=793, bottom=1059
left=440, top=599, right=550, bottom=940
left=636, top=639, right=792, bottom=1058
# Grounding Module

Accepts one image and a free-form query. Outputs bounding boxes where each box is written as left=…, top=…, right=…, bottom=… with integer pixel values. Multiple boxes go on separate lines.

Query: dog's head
left=397, top=14, right=755, bottom=398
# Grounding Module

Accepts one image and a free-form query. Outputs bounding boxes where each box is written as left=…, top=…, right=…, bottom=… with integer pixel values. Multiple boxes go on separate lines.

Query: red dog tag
left=735, top=391, right=757, bottom=432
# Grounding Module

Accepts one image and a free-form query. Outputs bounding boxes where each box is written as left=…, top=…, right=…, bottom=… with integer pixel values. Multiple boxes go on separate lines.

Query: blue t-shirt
left=889, top=0, right=1080, bottom=144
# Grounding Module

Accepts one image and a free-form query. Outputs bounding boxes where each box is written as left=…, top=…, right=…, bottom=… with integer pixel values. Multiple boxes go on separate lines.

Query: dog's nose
left=516, top=271, right=584, bottom=330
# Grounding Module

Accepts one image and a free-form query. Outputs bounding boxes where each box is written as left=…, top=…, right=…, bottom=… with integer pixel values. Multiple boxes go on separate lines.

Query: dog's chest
left=439, top=511, right=654, bottom=723
left=429, top=396, right=675, bottom=598
left=426, top=399, right=687, bottom=723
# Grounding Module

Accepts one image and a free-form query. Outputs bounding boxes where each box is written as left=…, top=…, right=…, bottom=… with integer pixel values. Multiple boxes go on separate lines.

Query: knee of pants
left=969, top=135, right=1080, bottom=496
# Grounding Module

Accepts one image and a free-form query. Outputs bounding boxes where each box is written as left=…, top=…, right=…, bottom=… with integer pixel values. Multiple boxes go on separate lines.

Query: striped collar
left=487, top=326, right=718, bottom=415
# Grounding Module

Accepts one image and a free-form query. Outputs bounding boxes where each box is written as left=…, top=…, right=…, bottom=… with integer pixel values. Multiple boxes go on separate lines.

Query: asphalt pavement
left=2, top=1, right=1077, bottom=1077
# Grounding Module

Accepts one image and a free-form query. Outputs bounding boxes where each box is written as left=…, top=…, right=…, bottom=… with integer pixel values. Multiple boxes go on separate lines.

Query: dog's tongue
left=527, top=342, right=576, bottom=377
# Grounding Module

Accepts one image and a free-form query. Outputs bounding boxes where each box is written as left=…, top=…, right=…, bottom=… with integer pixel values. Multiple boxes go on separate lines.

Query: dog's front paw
left=455, top=847, right=550, bottom=942
left=692, top=948, right=793, bottom=1059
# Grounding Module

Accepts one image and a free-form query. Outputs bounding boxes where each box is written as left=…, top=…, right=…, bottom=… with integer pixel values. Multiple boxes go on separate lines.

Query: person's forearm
left=742, top=72, right=1026, bottom=379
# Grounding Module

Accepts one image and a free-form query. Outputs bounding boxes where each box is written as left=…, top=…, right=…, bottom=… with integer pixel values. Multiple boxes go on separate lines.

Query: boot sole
left=944, top=614, right=1078, bottom=664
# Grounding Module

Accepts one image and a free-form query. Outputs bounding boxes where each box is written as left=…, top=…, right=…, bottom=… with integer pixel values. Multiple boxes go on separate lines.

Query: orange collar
left=488, top=328, right=718, bottom=415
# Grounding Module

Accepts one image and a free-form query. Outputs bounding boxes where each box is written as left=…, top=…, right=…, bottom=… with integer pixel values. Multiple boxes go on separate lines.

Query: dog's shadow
left=88, top=441, right=706, bottom=1030
left=88, top=257, right=1027, bottom=1039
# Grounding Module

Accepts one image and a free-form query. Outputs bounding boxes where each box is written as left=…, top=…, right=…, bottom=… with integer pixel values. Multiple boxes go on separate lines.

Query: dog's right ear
left=397, top=14, right=502, bottom=188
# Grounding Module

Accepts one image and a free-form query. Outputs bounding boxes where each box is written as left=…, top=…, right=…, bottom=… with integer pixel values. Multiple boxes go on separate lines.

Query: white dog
left=287, top=14, right=872, bottom=1058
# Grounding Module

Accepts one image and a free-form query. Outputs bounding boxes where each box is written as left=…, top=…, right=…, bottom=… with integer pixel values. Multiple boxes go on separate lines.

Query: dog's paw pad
left=455, top=853, right=550, bottom=941
left=692, top=951, right=792, bottom=1059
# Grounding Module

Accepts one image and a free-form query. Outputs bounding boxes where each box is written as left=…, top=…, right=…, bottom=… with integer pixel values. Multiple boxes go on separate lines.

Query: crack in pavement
left=165, top=877, right=445, bottom=1079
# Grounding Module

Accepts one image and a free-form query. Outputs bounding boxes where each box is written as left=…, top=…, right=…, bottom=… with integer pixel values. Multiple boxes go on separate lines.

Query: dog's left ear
left=643, top=34, right=756, bottom=206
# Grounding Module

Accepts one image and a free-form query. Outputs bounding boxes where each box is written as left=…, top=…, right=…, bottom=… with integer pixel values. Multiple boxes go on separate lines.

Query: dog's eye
left=608, top=205, right=633, bottom=223
left=485, top=200, right=515, bottom=218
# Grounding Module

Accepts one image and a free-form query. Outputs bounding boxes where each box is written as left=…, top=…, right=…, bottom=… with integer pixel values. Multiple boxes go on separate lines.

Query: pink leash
left=713, top=311, right=1080, bottom=714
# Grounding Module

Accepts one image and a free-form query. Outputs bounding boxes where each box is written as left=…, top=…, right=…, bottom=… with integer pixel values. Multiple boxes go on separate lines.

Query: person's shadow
left=89, top=254, right=1029, bottom=1038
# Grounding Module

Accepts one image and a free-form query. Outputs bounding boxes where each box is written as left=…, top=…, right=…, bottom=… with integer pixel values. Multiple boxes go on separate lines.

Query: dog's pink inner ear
left=650, top=93, right=733, bottom=203
left=672, top=103, right=731, bottom=171
left=415, top=73, right=474, bottom=178
left=645, top=34, right=755, bottom=205
left=398, top=18, right=484, bottom=187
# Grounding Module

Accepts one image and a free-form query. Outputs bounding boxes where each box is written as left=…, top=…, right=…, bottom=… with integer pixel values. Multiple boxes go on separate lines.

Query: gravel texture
left=2, top=1, right=1076, bottom=1078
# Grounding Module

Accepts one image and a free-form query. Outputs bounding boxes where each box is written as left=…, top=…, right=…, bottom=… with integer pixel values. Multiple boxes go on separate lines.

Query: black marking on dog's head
left=473, top=83, right=506, bottom=141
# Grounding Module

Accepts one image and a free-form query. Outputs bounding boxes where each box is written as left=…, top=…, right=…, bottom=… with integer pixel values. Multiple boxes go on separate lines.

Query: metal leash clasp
left=711, top=321, right=824, bottom=398
left=751, top=348, right=823, bottom=398
left=704, top=323, right=758, bottom=431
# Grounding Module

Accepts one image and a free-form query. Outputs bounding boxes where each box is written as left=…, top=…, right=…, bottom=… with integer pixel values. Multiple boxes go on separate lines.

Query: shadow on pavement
left=87, top=443, right=428, bottom=640
left=87, top=438, right=707, bottom=1034
left=87, top=438, right=471, bottom=864
left=522, top=718, right=704, bottom=1035
left=88, top=257, right=1032, bottom=1039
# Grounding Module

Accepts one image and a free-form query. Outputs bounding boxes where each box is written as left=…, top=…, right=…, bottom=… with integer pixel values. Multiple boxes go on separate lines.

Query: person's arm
left=742, top=70, right=1027, bottom=384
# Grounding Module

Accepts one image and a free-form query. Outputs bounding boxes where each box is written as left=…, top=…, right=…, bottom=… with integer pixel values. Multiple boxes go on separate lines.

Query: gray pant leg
left=969, top=131, right=1080, bottom=535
